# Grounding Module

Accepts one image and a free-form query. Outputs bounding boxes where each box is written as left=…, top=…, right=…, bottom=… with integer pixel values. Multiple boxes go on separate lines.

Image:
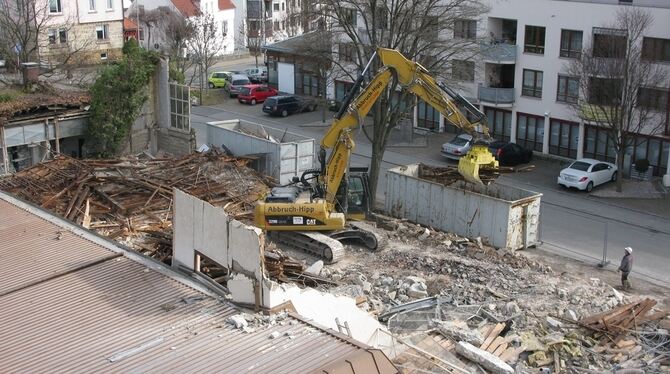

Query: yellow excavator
left=254, top=48, right=498, bottom=263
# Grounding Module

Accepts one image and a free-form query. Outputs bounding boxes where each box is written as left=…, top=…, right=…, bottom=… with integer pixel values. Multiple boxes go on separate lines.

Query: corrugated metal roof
left=0, top=193, right=378, bottom=373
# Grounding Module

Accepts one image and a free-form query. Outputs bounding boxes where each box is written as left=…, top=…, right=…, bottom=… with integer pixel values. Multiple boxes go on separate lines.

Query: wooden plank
left=480, top=323, right=505, bottom=350
left=499, top=347, right=516, bottom=362
left=580, top=303, right=637, bottom=325
left=486, top=336, right=505, bottom=353
left=492, top=342, right=508, bottom=357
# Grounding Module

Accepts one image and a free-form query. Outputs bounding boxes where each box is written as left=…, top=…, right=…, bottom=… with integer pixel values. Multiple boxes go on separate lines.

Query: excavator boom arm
left=320, top=48, right=498, bottom=204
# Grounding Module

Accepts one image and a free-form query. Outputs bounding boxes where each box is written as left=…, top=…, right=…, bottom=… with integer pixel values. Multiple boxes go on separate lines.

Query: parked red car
left=237, top=85, right=278, bottom=105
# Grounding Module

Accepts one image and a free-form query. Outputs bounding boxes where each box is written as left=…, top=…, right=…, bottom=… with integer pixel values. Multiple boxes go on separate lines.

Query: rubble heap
left=310, top=218, right=670, bottom=372
left=0, top=151, right=271, bottom=261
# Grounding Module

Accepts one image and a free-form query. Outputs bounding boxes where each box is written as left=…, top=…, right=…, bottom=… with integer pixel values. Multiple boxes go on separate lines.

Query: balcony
left=480, top=43, right=517, bottom=64
left=478, top=85, right=515, bottom=107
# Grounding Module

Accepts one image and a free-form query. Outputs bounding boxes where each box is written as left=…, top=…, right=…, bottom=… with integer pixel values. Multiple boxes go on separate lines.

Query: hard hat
left=625, top=247, right=633, bottom=254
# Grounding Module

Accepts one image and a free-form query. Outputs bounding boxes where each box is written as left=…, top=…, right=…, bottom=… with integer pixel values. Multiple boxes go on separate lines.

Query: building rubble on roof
left=0, top=191, right=398, bottom=373
left=1, top=150, right=669, bottom=373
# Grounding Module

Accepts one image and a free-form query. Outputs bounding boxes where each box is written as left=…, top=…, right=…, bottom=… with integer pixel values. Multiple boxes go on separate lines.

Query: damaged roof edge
left=0, top=190, right=219, bottom=299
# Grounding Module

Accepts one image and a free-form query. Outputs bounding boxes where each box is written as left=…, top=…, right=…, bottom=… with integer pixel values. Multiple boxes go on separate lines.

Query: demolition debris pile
left=0, top=151, right=270, bottom=261
left=313, top=218, right=670, bottom=372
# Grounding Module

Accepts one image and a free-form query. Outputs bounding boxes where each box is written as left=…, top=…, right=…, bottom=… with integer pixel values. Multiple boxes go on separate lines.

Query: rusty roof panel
left=0, top=195, right=368, bottom=373
left=0, top=199, right=115, bottom=296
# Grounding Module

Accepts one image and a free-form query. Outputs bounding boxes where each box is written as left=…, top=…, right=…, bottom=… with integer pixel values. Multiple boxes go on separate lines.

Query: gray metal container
left=195, top=119, right=315, bottom=185
left=385, top=164, right=542, bottom=250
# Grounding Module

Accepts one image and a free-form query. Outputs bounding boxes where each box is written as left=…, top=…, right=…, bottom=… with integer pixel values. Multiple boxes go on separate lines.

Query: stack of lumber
left=579, top=298, right=667, bottom=342
left=478, top=322, right=526, bottom=365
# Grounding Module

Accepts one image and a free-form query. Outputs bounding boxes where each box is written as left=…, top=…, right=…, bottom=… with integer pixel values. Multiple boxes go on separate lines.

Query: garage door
left=277, top=62, right=295, bottom=94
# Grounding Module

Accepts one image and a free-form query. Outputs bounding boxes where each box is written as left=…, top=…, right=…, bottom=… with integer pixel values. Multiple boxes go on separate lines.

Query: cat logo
left=306, top=219, right=317, bottom=225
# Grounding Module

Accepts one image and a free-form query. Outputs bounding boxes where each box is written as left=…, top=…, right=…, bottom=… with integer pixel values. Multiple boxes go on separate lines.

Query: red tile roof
left=171, top=0, right=200, bottom=17
left=123, top=17, right=138, bottom=30
left=218, top=0, right=235, bottom=10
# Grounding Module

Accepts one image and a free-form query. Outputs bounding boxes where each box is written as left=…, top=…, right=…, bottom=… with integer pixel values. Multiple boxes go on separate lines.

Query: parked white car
left=557, top=158, right=618, bottom=192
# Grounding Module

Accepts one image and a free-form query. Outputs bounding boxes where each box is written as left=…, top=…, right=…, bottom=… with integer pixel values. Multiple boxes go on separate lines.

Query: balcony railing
left=478, top=85, right=515, bottom=105
left=480, top=43, right=517, bottom=64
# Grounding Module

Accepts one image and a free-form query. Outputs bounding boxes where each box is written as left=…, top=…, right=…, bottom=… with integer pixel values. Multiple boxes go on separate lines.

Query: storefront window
left=417, top=99, right=439, bottom=130
left=485, top=107, right=511, bottom=142
left=549, top=119, right=578, bottom=158
left=516, top=113, right=544, bottom=151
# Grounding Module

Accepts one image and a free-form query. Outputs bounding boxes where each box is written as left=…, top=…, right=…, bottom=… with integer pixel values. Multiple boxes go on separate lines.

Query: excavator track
left=268, top=231, right=345, bottom=264
left=268, top=222, right=385, bottom=264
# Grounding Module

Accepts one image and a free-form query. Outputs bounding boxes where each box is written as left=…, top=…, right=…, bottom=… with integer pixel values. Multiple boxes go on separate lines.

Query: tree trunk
left=368, top=138, right=385, bottom=210
left=616, top=148, right=625, bottom=192
left=254, top=54, right=259, bottom=68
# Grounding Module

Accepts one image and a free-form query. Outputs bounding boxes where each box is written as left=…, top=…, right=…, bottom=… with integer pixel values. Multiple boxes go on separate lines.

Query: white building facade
left=430, top=0, right=670, bottom=176
left=42, top=0, right=125, bottom=63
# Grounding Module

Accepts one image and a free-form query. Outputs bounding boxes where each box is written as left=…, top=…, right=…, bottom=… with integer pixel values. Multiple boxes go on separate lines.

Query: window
left=338, top=43, right=355, bottom=62
left=139, top=28, right=144, bottom=40
left=642, top=37, right=670, bottom=62
left=557, top=75, right=579, bottom=103
left=374, top=6, right=388, bottom=30
left=341, top=8, right=356, bottom=27
left=454, top=19, right=476, bottom=39
left=452, top=60, right=474, bottom=82
left=638, top=87, right=668, bottom=112
left=549, top=119, right=579, bottom=158
left=485, top=107, right=512, bottom=142
left=221, top=21, right=228, bottom=36
left=588, top=77, right=622, bottom=106
left=106, top=0, right=113, bottom=9
left=48, top=29, right=56, bottom=44
left=59, top=29, right=67, bottom=43
left=273, top=21, right=279, bottom=30
left=49, top=0, right=61, bottom=13
left=522, top=69, right=543, bottom=98
left=425, top=16, right=439, bottom=40
left=417, top=99, right=439, bottom=130
left=281, top=2, right=284, bottom=10
left=524, top=25, right=545, bottom=54
left=96, top=25, right=108, bottom=40
left=335, top=80, right=354, bottom=103
left=302, top=73, right=319, bottom=96
left=583, top=125, right=616, bottom=163
left=516, top=113, right=545, bottom=152
left=100, top=52, right=108, bottom=60
left=89, top=0, right=96, bottom=11
left=560, top=29, right=582, bottom=58
left=592, top=28, right=627, bottom=58
left=273, top=2, right=279, bottom=11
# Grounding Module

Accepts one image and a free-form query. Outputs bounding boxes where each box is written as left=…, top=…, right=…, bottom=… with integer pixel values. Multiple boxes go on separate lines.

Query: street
left=189, top=85, right=670, bottom=287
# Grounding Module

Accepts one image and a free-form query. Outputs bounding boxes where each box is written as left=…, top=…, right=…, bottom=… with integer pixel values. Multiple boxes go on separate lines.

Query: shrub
left=634, top=159, right=650, bottom=173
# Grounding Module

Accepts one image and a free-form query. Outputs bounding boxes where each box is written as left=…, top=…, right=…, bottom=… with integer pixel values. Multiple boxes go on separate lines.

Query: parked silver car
left=225, top=74, right=251, bottom=97
left=441, top=134, right=474, bottom=160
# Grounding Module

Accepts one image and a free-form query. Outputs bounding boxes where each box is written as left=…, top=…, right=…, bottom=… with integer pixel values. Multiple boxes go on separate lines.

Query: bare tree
left=0, top=0, right=90, bottom=86
left=146, top=7, right=195, bottom=78
left=311, top=0, right=488, bottom=206
left=188, top=13, right=224, bottom=96
left=291, top=30, right=334, bottom=122
left=566, top=8, right=667, bottom=192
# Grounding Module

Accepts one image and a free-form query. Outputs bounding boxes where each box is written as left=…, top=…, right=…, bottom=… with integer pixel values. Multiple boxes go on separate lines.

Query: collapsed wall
left=172, top=189, right=389, bottom=346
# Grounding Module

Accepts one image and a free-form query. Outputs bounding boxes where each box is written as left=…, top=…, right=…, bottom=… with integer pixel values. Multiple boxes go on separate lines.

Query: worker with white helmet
left=618, top=247, right=634, bottom=291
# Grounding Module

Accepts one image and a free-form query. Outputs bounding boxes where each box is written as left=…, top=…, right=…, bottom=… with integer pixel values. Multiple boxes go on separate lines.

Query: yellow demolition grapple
left=458, top=145, right=499, bottom=185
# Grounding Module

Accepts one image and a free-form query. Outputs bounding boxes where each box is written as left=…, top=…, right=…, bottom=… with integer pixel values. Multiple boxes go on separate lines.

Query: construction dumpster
left=385, top=164, right=542, bottom=250
left=194, top=120, right=315, bottom=185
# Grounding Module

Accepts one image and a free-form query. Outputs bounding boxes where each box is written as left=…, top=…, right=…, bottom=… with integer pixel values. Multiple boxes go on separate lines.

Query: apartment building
left=432, top=0, right=670, bottom=176
left=43, top=0, right=124, bottom=63
left=246, top=0, right=304, bottom=46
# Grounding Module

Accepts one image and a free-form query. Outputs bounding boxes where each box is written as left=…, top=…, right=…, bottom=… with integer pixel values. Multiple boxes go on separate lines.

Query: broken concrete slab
left=436, top=321, right=484, bottom=346
left=455, top=341, right=514, bottom=374
left=304, top=260, right=323, bottom=276
left=227, top=314, right=248, bottom=329
left=407, top=282, right=429, bottom=298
